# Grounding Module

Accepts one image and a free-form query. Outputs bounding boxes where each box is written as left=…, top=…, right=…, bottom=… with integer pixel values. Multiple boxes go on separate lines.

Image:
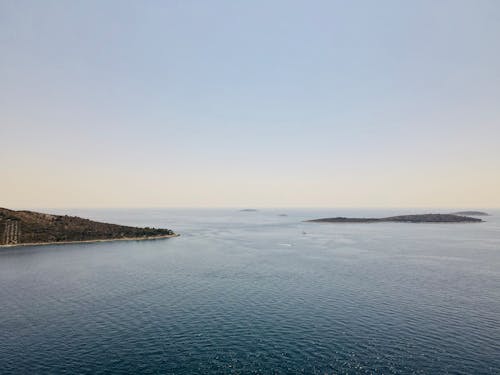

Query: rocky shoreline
left=0, top=233, right=179, bottom=249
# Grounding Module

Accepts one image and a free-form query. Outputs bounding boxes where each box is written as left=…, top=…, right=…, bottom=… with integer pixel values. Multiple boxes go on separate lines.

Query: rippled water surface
left=1, top=208, right=499, bottom=374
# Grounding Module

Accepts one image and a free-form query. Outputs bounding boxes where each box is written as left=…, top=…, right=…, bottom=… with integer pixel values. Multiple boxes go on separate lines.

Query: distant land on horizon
left=306, top=213, right=484, bottom=224
left=0, top=208, right=176, bottom=247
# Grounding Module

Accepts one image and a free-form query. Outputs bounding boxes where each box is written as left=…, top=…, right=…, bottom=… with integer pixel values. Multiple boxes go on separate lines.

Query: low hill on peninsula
left=451, top=211, right=489, bottom=216
left=0, top=208, right=176, bottom=247
left=306, top=213, right=483, bottom=224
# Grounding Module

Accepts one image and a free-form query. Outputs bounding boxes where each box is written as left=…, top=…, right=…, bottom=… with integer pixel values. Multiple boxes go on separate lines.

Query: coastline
left=0, top=233, right=179, bottom=249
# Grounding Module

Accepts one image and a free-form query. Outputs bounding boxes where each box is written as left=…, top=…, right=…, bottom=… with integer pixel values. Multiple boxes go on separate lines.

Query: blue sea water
left=0, top=208, right=499, bottom=374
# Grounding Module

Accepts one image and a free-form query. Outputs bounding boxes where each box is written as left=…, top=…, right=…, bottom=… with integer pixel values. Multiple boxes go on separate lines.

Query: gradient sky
left=1, top=0, right=500, bottom=208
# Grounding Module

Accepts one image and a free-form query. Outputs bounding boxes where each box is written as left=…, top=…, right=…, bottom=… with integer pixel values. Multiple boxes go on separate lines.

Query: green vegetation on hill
left=0, top=208, right=175, bottom=246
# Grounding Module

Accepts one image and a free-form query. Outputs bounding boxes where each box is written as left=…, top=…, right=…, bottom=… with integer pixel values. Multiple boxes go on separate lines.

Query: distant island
left=240, top=209, right=258, bottom=212
left=451, top=211, right=489, bottom=216
left=0, top=208, right=177, bottom=247
left=306, top=213, right=483, bottom=224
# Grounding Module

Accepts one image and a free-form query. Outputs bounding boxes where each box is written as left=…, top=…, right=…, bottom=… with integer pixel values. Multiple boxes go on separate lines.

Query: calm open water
left=0, top=208, right=499, bottom=374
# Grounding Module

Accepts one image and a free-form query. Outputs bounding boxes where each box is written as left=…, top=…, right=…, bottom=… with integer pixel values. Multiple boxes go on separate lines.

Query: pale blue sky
left=1, top=0, right=500, bottom=208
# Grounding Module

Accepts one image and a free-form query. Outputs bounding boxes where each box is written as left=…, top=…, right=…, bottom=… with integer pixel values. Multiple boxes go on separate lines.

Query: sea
left=0, top=208, right=499, bottom=374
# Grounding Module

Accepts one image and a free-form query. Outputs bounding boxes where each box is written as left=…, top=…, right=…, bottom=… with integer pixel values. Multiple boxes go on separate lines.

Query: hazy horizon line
left=4, top=206, right=498, bottom=211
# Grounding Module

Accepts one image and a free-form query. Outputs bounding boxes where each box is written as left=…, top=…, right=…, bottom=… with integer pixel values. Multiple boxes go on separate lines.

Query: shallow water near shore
left=1, top=208, right=499, bottom=374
